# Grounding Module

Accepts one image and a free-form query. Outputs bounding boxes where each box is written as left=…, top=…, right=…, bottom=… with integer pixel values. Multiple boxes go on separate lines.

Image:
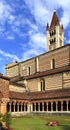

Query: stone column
left=38, top=103, right=40, bottom=111
left=9, top=103, right=11, bottom=112
left=21, top=103, right=23, bottom=112
left=27, top=103, right=31, bottom=112
left=42, top=103, right=44, bottom=111
left=56, top=102, right=58, bottom=112
left=31, top=103, right=33, bottom=112
left=34, top=103, right=36, bottom=111
left=51, top=102, right=53, bottom=111
left=67, top=101, right=68, bottom=111
left=14, top=103, right=15, bottom=112
left=61, top=101, right=63, bottom=111
left=24, top=103, right=26, bottom=111
left=17, top=103, right=19, bottom=112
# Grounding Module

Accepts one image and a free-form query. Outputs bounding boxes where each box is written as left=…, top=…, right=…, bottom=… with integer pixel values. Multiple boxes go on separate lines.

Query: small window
left=27, top=67, right=30, bottom=75
left=51, top=59, right=55, bottom=69
left=40, top=79, right=45, bottom=91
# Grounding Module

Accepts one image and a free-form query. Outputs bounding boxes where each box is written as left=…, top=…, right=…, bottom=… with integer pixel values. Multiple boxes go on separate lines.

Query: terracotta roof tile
left=9, top=88, right=70, bottom=101
left=26, top=65, right=70, bottom=80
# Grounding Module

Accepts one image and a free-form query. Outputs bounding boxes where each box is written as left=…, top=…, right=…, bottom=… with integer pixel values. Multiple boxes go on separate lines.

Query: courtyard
left=11, top=115, right=70, bottom=130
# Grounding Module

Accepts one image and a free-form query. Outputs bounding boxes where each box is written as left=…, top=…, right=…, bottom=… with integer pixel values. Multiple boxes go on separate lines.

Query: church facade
left=0, top=10, right=70, bottom=116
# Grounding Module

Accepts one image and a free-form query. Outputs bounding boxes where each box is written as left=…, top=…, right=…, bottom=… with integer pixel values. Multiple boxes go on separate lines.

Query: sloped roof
left=50, top=10, right=60, bottom=28
left=9, top=88, right=70, bottom=101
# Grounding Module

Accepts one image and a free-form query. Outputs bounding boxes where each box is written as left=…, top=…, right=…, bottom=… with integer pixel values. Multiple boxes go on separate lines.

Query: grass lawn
left=11, top=115, right=70, bottom=130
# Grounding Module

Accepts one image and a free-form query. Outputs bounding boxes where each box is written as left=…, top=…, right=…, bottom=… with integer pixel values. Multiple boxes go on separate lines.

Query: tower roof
left=50, top=10, right=60, bottom=28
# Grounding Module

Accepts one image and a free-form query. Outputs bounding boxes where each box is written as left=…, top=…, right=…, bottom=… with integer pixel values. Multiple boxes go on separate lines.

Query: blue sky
left=0, top=0, right=70, bottom=75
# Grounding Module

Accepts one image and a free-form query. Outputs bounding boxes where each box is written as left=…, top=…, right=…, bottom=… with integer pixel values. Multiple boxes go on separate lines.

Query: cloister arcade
left=7, top=100, right=70, bottom=113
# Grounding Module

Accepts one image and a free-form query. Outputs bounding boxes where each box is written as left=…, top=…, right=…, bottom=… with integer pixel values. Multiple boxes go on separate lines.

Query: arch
left=58, top=101, right=61, bottom=111
left=51, top=59, right=55, bottom=69
left=33, top=103, right=34, bottom=111
left=7, top=102, right=10, bottom=112
left=36, top=103, right=38, bottom=111
left=53, top=102, right=56, bottom=111
left=40, top=103, right=42, bottom=111
left=44, top=102, right=47, bottom=111
left=63, top=101, right=67, bottom=111
left=22, top=103, right=24, bottom=111
left=11, top=102, right=14, bottom=112
left=19, top=102, right=21, bottom=111
left=15, top=102, right=18, bottom=112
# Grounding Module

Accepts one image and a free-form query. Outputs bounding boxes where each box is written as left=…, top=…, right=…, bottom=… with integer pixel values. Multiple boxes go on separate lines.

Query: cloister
left=7, top=100, right=70, bottom=113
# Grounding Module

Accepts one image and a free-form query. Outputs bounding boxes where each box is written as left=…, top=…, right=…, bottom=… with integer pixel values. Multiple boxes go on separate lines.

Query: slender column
left=34, top=103, right=36, bottom=111
left=42, top=103, right=44, bottom=111
left=24, top=104, right=26, bottom=111
left=27, top=103, right=31, bottom=112
left=17, top=103, right=19, bottom=112
left=31, top=103, right=33, bottom=112
left=61, top=101, right=63, bottom=111
left=51, top=102, right=53, bottom=111
left=21, top=103, right=23, bottom=112
left=9, top=103, right=11, bottom=112
left=14, top=103, right=15, bottom=112
left=38, top=103, right=40, bottom=111
left=56, top=102, right=58, bottom=111
left=67, top=101, right=68, bottom=111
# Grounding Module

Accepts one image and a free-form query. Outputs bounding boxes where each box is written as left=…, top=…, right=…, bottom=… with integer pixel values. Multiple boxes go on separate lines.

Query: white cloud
left=25, top=0, right=70, bottom=29
left=0, top=49, right=20, bottom=61
left=29, top=32, right=46, bottom=49
left=0, top=1, right=13, bottom=24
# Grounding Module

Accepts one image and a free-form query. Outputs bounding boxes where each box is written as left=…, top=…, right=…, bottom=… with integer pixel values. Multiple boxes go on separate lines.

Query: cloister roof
left=10, top=88, right=70, bottom=101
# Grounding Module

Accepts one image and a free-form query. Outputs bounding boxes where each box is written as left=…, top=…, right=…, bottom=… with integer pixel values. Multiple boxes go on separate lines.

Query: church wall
left=6, top=64, right=19, bottom=77
left=5, top=45, right=70, bottom=78
left=27, top=79, right=38, bottom=92
left=9, top=84, right=25, bottom=93
left=39, top=45, right=69, bottom=72
left=63, top=72, right=70, bottom=88
left=45, top=73, right=62, bottom=90
left=20, top=58, right=36, bottom=76
left=27, top=71, right=70, bottom=92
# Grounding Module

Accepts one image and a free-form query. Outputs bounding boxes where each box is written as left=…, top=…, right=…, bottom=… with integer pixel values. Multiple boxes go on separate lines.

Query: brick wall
left=0, top=77, right=9, bottom=98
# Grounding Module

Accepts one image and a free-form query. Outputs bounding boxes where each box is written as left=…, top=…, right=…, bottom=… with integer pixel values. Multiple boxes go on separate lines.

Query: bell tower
left=46, top=10, right=64, bottom=51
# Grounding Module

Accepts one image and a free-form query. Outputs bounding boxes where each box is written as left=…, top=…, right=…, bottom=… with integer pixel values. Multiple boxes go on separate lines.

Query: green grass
left=11, top=115, right=70, bottom=130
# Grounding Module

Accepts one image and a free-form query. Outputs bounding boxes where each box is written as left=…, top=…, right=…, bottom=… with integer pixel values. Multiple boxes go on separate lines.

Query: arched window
left=51, top=59, right=55, bottom=69
left=40, top=79, right=45, bottom=91
left=27, top=66, right=30, bottom=75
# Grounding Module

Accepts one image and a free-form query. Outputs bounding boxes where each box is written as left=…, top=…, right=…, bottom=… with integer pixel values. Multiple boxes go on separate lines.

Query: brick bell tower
left=46, top=10, right=64, bottom=51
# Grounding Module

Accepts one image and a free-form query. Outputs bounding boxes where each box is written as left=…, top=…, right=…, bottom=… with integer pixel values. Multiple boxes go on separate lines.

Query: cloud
left=0, top=49, right=20, bottom=61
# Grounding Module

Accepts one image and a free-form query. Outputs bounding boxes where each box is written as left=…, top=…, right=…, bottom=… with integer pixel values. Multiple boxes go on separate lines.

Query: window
left=51, top=59, right=55, bottom=69
left=40, top=79, right=45, bottom=91
left=27, top=67, right=30, bottom=75
left=50, top=38, right=56, bottom=44
left=50, top=29, right=56, bottom=37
